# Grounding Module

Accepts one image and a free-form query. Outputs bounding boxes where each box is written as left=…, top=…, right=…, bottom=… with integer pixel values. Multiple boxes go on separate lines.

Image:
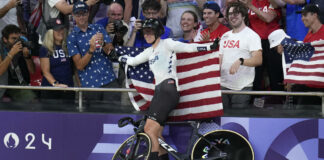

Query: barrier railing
left=0, top=85, right=323, bottom=115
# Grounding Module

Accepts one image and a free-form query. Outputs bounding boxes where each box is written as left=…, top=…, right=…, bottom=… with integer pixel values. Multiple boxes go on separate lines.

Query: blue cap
left=203, top=1, right=223, bottom=18
left=73, top=1, right=89, bottom=14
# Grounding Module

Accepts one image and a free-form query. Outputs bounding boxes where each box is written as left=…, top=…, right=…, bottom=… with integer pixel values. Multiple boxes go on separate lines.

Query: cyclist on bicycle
left=119, top=18, right=218, bottom=160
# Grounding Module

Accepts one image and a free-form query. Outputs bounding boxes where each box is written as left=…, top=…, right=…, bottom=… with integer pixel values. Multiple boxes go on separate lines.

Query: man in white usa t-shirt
left=219, top=2, right=262, bottom=109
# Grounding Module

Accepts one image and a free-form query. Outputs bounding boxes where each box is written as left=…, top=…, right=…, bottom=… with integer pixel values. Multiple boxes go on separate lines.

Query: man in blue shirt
left=67, top=1, right=120, bottom=103
left=126, top=0, right=172, bottom=47
left=96, top=2, right=130, bottom=46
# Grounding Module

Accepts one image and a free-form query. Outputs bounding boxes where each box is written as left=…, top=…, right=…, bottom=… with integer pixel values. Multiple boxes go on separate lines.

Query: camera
left=113, top=20, right=128, bottom=36
left=14, top=36, right=33, bottom=49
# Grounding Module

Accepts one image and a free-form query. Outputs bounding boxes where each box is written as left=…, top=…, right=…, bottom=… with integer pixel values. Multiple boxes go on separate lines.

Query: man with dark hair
left=220, top=2, right=262, bottom=108
left=0, top=24, right=36, bottom=102
left=126, top=0, right=172, bottom=47
left=200, top=1, right=230, bottom=42
left=291, top=4, right=324, bottom=107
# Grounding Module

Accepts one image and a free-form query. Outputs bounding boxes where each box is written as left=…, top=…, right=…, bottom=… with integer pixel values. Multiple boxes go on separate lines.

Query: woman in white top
left=119, top=18, right=217, bottom=160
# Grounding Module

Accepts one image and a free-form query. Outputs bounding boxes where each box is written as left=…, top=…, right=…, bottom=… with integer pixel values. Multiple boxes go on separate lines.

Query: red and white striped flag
left=115, top=45, right=223, bottom=121
left=282, top=38, right=324, bottom=86
left=29, top=0, right=42, bottom=28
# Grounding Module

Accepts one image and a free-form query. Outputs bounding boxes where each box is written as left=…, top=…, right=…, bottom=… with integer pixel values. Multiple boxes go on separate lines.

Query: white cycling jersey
left=123, top=38, right=211, bottom=90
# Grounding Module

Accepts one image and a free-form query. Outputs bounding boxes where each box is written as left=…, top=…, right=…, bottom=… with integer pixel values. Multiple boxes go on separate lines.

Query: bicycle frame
left=157, top=121, right=227, bottom=160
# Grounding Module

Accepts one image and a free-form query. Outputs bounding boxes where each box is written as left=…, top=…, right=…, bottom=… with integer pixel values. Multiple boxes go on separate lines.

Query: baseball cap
left=268, top=29, right=289, bottom=48
left=73, top=1, right=89, bottom=14
left=47, top=18, right=65, bottom=30
left=203, top=1, right=223, bottom=18
left=296, top=4, right=320, bottom=14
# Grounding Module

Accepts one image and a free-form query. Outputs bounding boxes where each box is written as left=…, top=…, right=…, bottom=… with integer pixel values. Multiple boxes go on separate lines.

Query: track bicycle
left=112, top=116, right=254, bottom=160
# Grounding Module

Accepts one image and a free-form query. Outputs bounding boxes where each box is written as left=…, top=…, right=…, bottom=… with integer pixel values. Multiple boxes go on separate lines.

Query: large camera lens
left=14, top=36, right=33, bottom=49
left=113, top=20, right=128, bottom=36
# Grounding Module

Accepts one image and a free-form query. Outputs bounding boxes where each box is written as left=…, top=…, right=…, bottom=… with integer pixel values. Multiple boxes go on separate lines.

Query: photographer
left=0, top=24, right=36, bottom=102
left=96, top=2, right=130, bottom=46
left=125, top=0, right=172, bottom=47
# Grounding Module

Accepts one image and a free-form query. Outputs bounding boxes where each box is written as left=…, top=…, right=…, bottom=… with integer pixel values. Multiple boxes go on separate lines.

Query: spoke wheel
left=113, top=133, right=152, bottom=160
left=191, top=130, right=254, bottom=160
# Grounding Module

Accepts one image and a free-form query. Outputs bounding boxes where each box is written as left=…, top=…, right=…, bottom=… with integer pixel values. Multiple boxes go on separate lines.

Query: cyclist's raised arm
left=119, top=48, right=151, bottom=66
left=164, top=39, right=212, bottom=53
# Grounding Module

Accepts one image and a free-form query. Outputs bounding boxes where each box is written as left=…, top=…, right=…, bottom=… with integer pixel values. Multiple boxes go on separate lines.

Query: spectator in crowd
left=0, top=0, right=26, bottom=38
left=67, top=1, right=120, bottom=104
left=220, top=2, right=262, bottom=108
left=221, top=0, right=240, bottom=28
left=0, top=25, right=36, bottom=102
left=240, top=0, right=284, bottom=106
left=96, top=2, right=131, bottom=46
left=161, top=0, right=205, bottom=39
left=292, top=4, right=324, bottom=106
left=200, top=1, right=229, bottom=42
left=178, top=10, right=200, bottom=43
left=126, top=0, right=172, bottom=47
left=39, top=18, right=77, bottom=101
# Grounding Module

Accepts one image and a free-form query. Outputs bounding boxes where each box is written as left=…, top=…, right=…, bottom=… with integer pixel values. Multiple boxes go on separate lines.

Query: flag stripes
left=115, top=45, right=223, bottom=121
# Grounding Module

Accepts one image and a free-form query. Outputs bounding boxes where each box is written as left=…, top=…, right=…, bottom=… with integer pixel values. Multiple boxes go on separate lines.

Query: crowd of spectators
left=0, top=0, right=323, bottom=109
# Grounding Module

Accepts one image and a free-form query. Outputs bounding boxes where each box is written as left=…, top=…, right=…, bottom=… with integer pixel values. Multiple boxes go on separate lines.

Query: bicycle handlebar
left=118, top=117, right=135, bottom=128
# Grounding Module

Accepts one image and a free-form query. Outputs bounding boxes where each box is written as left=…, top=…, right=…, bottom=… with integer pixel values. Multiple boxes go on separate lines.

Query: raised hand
left=200, top=30, right=210, bottom=42
left=9, top=41, right=23, bottom=56
left=210, top=38, right=220, bottom=50
left=134, top=19, right=143, bottom=32
left=106, top=22, right=115, bottom=34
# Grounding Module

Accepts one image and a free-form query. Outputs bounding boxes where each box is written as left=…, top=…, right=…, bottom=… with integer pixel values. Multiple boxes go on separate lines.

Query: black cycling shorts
left=147, top=78, right=180, bottom=125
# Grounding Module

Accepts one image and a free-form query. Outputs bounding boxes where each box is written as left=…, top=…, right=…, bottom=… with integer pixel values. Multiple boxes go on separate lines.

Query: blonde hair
left=42, top=29, right=68, bottom=56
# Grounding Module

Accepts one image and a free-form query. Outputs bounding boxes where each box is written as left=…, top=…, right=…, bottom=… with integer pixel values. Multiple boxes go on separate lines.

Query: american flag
left=114, top=45, right=223, bottom=121
left=29, top=0, right=43, bottom=28
left=281, top=38, right=324, bottom=86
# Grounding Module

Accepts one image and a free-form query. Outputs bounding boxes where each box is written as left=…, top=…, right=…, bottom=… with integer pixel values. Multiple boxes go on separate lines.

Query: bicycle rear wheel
left=191, top=130, right=254, bottom=160
left=112, top=133, right=152, bottom=160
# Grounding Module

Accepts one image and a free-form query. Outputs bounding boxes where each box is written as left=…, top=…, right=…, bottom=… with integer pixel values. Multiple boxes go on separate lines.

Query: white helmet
left=268, top=29, right=289, bottom=48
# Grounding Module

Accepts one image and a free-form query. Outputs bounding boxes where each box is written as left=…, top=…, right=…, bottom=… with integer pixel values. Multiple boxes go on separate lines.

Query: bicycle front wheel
left=191, top=129, right=254, bottom=160
left=112, top=133, right=152, bottom=160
